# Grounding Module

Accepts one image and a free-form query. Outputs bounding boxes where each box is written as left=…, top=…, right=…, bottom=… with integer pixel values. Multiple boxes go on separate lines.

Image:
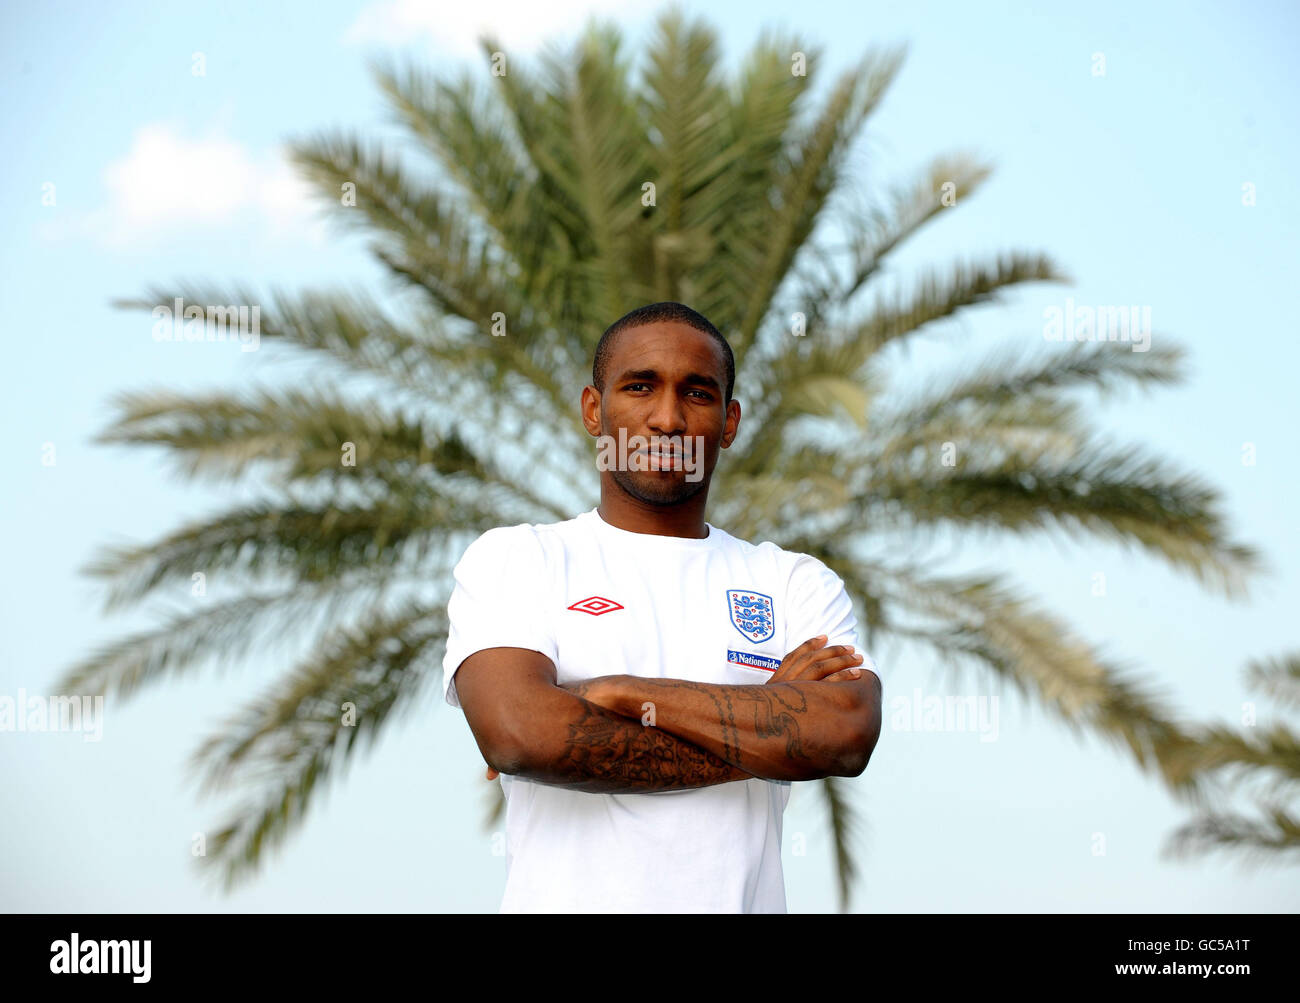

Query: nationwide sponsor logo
left=566, top=596, right=624, bottom=616
left=727, top=649, right=780, bottom=672
left=727, top=589, right=774, bottom=643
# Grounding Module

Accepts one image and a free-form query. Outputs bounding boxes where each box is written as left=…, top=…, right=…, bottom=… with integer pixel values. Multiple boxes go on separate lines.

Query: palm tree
left=61, top=5, right=1264, bottom=909
left=1161, top=653, right=1300, bottom=862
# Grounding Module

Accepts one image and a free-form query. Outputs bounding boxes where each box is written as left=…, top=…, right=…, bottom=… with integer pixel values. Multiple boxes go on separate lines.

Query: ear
left=580, top=385, right=602, bottom=438
left=720, top=398, right=742, bottom=448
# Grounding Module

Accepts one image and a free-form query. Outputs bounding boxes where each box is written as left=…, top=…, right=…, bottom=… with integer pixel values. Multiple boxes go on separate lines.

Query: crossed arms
left=452, top=637, right=882, bottom=794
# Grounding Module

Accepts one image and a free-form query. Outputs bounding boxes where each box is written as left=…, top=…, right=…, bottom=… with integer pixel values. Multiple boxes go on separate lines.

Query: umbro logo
left=566, top=596, right=624, bottom=616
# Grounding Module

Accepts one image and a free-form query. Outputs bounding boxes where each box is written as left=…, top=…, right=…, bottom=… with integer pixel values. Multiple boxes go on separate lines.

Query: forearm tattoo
left=645, top=680, right=812, bottom=770
left=528, top=697, right=750, bottom=793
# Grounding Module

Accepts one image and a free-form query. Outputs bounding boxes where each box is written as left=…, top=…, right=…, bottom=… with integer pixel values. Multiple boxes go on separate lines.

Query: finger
left=801, top=652, right=865, bottom=681
left=787, top=635, right=829, bottom=662
left=486, top=767, right=499, bottom=780
left=770, top=635, right=828, bottom=684
left=782, top=636, right=837, bottom=676
left=806, top=643, right=856, bottom=664
left=788, top=644, right=859, bottom=681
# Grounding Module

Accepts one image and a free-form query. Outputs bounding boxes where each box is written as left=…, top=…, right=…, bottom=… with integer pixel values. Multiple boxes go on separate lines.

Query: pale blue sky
left=3, top=0, right=1298, bottom=912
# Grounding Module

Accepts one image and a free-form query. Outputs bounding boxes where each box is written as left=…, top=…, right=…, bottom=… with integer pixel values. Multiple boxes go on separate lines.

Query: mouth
left=635, top=446, right=683, bottom=471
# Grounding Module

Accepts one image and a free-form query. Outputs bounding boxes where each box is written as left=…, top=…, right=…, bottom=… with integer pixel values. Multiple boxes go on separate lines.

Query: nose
left=646, top=386, right=687, bottom=437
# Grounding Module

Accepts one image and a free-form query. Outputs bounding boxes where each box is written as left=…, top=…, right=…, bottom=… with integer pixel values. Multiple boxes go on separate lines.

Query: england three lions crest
left=727, top=589, right=775, bottom=643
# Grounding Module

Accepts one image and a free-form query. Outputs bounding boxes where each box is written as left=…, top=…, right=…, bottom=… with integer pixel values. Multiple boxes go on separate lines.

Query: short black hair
left=592, top=302, right=735, bottom=403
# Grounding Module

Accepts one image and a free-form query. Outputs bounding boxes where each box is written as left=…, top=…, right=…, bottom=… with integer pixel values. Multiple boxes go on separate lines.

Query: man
left=442, top=301, right=883, bottom=912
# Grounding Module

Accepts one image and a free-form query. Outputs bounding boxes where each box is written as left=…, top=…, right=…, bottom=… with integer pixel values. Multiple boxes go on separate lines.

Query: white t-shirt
left=442, top=507, right=881, bottom=913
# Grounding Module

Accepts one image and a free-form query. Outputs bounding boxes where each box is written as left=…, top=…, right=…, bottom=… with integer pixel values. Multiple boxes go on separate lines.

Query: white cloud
left=254, top=152, right=321, bottom=237
left=37, top=122, right=326, bottom=248
left=345, top=0, right=653, bottom=57
left=103, top=124, right=255, bottom=228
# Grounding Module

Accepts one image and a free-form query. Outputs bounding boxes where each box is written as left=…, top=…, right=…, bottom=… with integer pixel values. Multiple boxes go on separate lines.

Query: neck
left=597, top=479, right=711, bottom=538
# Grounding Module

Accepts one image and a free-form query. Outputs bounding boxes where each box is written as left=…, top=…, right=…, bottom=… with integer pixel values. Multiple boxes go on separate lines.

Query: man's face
left=582, top=321, right=741, bottom=506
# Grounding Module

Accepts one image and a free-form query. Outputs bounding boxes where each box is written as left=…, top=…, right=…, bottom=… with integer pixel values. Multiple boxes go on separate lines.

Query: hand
left=767, top=634, right=864, bottom=685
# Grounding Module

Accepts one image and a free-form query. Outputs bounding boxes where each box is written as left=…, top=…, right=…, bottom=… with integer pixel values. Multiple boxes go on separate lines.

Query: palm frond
left=57, top=572, right=398, bottom=699
left=1163, top=804, right=1300, bottom=862
left=189, top=600, right=446, bottom=892
left=859, top=432, right=1263, bottom=598
left=823, top=775, right=864, bottom=912
left=884, top=339, right=1187, bottom=435
left=836, top=153, right=994, bottom=302
left=731, top=45, right=907, bottom=358
left=860, top=250, right=1067, bottom=355
left=731, top=252, right=1066, bottom=473
left=113, top=284, right=455, bottom=404
left=81, top=488, right=485, bottom=611
left=1244, top=653, right=1300, bottom=711
left=832, top=560, right=1210, bottom=801
left=1157, top=721, right=1300, bottom=790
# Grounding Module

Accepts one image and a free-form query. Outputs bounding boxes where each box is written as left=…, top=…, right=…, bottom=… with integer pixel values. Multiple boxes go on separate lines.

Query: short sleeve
left=441, top=525, right=559, bottom=709
left=784, top=554, right=881, bottom=689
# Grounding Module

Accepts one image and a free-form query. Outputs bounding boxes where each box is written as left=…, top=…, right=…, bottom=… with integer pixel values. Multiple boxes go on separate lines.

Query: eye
left=687, top=389, right=714, bottom=400
left=623, top=383, right=651, bottom=392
